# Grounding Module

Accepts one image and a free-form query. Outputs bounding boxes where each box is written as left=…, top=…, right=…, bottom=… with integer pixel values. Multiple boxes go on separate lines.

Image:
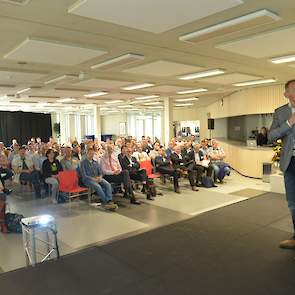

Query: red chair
left=140, top=160, right=161, bottom=179
left=58, top=170, right=89, bottom=203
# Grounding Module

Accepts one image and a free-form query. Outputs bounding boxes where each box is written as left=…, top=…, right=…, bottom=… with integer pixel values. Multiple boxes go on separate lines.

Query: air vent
left=1, top=0, right=31, bottom=6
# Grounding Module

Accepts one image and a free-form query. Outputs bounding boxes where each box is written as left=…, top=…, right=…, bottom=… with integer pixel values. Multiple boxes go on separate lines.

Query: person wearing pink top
left=101, top=144, right=140, bottom=205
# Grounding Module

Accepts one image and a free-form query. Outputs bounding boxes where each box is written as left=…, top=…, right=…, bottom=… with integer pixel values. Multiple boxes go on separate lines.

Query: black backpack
left=201, top=176, right=214, bottom=188
left=5, top=213, right=24, bottom=233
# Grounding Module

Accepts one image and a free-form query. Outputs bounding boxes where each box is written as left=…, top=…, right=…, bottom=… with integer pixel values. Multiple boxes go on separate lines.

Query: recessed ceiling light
left=84, top=91, right=108, bottom=98
left=233, top=79, right=276, bottom=87
left=105, top=100, right=123, bottom=104
left=177, top=88, right=208, bottom=95
left=56, top=98, right=76, bottom=103
left=175, top=97, right=199, bottom=102
left=91, top=53, right=144, bottom=70
left=122, top=83, right=155, bottom=91
left=44, top=75, right=77, bottom=85
left=178, top=69, right=225, bottom=80
left=179, top=9, right=280, bottom=43
left=175, top=103, right=194, bottom=107
left=144, top=101, right=161, bottom=106
left=270, top=55, right=295, bottom=64
left=118, top=105, right=133, bottom=108
left=134, top=95, right=159, bottom=100
left=16, top=87, right=31, bottom=94
left=148, top=106, right=163, bottom=109
left=0, top=95, right=8, bottom=100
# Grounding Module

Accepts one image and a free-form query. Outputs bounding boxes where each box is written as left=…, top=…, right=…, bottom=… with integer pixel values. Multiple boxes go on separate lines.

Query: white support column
left=163, top=97, right=173, bottom=146
left=69, top=114, right=76, bottom=141
left=94, top=106, right=101, bottom=140
left=80, top=115, right=86, bottom=140
left=59, top=112, right=66, bottom=144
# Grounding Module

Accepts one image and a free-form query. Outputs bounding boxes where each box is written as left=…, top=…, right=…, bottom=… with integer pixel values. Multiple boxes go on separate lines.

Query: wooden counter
left=217, top=139, right=274, bottom=178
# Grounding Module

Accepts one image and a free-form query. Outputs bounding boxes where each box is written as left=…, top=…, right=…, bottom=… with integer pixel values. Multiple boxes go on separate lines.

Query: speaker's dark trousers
left=284, top=156, right=295, bottom=238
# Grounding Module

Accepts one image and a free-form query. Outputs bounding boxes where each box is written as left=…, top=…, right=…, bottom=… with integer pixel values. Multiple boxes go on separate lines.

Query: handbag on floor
left=201, top=175, right=214, bottom=188
left=5, top=213, right=24, bottom=233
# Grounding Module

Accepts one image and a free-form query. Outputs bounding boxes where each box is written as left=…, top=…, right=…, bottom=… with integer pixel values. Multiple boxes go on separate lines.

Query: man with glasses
left=269, top=79, right=295, bottom=249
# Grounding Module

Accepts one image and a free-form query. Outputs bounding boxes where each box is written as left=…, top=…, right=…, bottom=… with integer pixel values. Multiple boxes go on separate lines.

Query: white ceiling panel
left=0, top=70, right=47, bottom=83
left=4, top=38, right=107, bottom=65
left=199, top=73, right=262, bottom=84
left=74, top=78, right=132, bottom=89
left=123, top=60, right=204, bottom=77
left=143, top=85, right=189, bottom=93
left=69, top=0, right=243, bottom=33
left=216, top=25, right=295, bottom=58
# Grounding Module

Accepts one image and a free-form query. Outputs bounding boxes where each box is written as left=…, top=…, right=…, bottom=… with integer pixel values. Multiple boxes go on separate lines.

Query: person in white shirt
left=12, top=146, right=42, bottom=198
left=133, top=144, right=150, bottom=162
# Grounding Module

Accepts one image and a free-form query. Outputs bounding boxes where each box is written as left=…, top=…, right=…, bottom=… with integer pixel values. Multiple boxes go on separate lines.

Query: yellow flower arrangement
left=272, top=139, right=282, bottom=162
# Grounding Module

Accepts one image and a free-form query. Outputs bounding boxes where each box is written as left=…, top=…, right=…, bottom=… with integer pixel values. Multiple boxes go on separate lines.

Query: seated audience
left=208, top=140, right=231, bottom=182
left=120, top=146, right=154, bottom=200
left=155, top=148, right=180, bottom=193
left=72, top=142, right=81, bottom=160
left=141, top=138, right=152, bottom=154
left=171, top=145, right=198, bottom=191
left=200, top=139, right=210, bottom=157
left=165, top=141, right=175, bottom=159
left=186, top=144, right=215, bottom=187
left=100, top=144, right=140, bottom=205
left=60, top=146, right=80, bottom=171
left=0, top=181, right=8, bottom=233
left=0, top=154, right=13, bottom=194
left=8, top=143, right=20, bottom=164
left=118, top=145, right=128, bottom=166
left=149, top=142, right=161, bottom=160
left=256, top=126, right=268, bottom=146
left=12, top=146, right=42, bottom=198
left=132, top=144, right=150, bottom=162
left=80, top=148, right=118, bottom=211
left=42, top=149, right=63, bottom=203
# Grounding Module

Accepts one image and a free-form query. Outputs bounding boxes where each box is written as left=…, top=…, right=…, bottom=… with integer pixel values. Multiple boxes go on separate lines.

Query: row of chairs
left=57, top=160, right=161, bottom=204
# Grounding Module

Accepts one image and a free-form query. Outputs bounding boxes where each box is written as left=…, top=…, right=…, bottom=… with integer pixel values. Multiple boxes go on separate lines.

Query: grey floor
left=0, top=191, right=294, bottom=295
left=0, top=172, right=292, bottom=274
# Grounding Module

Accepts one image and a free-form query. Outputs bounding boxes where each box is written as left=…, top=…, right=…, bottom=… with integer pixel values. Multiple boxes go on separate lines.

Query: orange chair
left=58, top=170, right=89, bottom=203
left=140, top=160, right=161, bottom=179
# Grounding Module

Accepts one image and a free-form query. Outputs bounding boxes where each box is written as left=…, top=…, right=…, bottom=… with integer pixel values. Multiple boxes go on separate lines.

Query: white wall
left=101, top=113, right=127, bottom=135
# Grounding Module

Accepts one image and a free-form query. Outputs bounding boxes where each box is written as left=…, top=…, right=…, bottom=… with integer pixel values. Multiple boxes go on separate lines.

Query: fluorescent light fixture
left=0, top=95, right=8, bottom=100
left=84, top=91, right=108, bottom=98
left=179, top=10, right=280, bottom=43
left=178, top=69, right=225, bottom=80
left=175, top=103, right=194, bottom=107
left=144, top=101, right=162, bottom=106
left=122, top=83, right=155, bottom=91
left=134, top=95, right=159, bottom=100
left=36, top=102, right=48, bottom=107
left=148, top=106, right=163, bottom=109
left=175, top=97, right=199, bottom=102
left=16, top=87, right=31, bottom=94
left=270, top=55, right=295, bottom=64
left=44, top=75, right=77, bottom=85
left=177, top=88, right=208, bottom=95
left=100, top=107, right=110, bottom=110
left=91, top=53, right=144, bottom=70
left=118, top=105, right=133, bottom=108
left=105, top=100, right=123, bottom=104
left=56, top=98, right=76, bottom=103
left=233, top=79, right=276, bottom=87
